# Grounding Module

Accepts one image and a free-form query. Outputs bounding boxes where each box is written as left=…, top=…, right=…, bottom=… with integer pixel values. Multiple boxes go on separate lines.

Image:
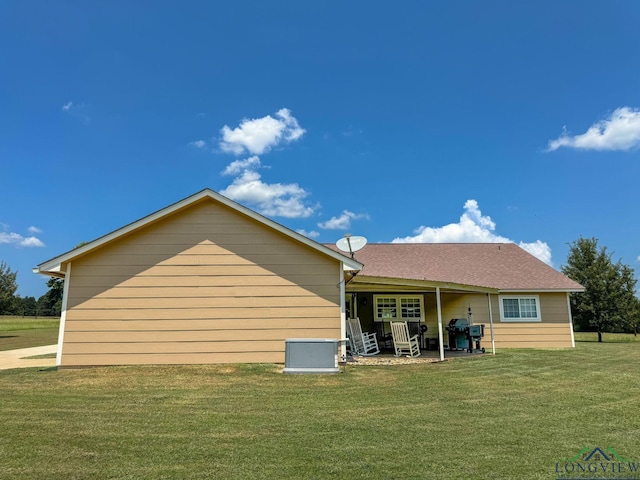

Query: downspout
left=487, top=293, right=496, bottom=355
left=566, top=292, right=576, bottom=348
left=436, top=287, right=445, bottom=361
left=56, top=263, right=71, bottom=367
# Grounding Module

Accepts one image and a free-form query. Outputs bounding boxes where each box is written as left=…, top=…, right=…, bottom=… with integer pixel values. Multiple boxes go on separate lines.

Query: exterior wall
left=355, top=290, right=573, bottom=349
left=426, top=292, right=573, bottom=348
left=61, top=199, right=342, bottom=366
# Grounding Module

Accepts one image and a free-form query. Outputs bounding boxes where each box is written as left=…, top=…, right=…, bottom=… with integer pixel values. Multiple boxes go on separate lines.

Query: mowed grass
left=0, top=316, right=59, bottom=351
left=574, top=331, right=640, bottom=343
left=2, top=341, right=640, bottom=480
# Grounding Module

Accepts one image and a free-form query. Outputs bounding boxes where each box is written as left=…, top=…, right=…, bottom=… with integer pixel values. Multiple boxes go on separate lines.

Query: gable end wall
left=61, top=200, right=342, bottom=366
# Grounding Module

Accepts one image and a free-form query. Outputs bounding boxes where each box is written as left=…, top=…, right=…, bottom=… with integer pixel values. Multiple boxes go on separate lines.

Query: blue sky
left=2, top=1, right=640, bottom=298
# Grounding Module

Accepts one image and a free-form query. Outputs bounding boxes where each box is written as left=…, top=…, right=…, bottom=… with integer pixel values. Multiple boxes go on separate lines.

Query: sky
left=1, top=1, right=640, bottom=299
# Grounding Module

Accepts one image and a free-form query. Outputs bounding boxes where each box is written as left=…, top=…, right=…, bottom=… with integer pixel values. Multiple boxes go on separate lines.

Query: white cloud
left=61, top=101, right=90, bottom=124
left=392, top=200, right=552, bottom=264
left=0, top=230, right=45, bottom=248
left=222, top=156, right=262, bottom=176
left=547, top=107, right=640, bottom=152
left=220, top=170, right=316, bottom=218
left=28, top=226, right=42, bottom=234
left=219, top=108, right=306, bottom=155
left=189, top=140, right=207, bottom=149
left=318, top=210, right=369, bottom=230
left=297, top=229, right=320, bottom=239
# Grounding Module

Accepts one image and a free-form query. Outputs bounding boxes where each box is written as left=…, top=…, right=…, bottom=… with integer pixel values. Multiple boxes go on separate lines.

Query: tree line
left=1, top=237, right=638, bottom=339
left=0, top=261, right=63, bottom=317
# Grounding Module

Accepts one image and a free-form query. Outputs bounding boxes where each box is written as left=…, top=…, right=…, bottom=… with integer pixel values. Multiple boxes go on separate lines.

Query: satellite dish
left=336, top=234, right=367, bottom=258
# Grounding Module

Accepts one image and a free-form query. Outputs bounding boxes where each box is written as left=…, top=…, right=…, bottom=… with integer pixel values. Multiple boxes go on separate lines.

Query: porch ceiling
left=347, top=275, right=499, bottom=294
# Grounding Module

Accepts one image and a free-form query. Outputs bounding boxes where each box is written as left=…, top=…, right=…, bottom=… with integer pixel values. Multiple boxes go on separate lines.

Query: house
left=329, top=243, right=584, bottom=359
left=36, top=189, right=583, bottom=367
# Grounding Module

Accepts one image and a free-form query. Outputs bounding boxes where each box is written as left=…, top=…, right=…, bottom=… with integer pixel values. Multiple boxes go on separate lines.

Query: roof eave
left=351, top=275, right=500, bottom=293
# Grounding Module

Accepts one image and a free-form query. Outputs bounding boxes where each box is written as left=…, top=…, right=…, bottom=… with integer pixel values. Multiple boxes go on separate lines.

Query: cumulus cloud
left=392, top=200, right=552, bottom=264
left=547, top=107, right=640, bottom=152
left=28, top=226, right=42, bottom=234
left=297, top=229, right=320, bottom=239
left=0, top=226, right=45, bottom=248
left=222, top=156, right=262, bottom=176
left=219, top=108, right=306, bottom=155
left=220, top=170, right=316, bottom=218
left=318, top=210, right=369, bottom=230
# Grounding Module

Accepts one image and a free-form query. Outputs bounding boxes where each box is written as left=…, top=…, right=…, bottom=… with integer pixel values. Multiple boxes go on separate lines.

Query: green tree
left=18, top=296, right=38, bottom=316
left=37, top=278, right=64, bottom=317
left=561, top=237, right=639, bottom=342
left=0, top=260, right=19, bottom=314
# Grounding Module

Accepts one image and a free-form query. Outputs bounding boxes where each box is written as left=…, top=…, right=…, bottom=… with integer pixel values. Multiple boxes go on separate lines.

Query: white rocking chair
left=390, top=321, right=421, bottom=357
left=346, top=318, right=380, bottom=356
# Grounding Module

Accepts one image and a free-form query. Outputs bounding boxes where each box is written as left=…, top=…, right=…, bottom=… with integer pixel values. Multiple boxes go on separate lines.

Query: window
left=499, top=296, right=541, bottom=322
left=374, top=295, right=424, bottom=321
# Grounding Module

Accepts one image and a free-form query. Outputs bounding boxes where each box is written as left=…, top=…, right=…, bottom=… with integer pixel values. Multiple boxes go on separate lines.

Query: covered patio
left=344, top=275, right=500, bottom=362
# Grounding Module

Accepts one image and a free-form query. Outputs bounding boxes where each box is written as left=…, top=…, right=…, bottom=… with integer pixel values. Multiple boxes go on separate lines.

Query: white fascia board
left=35, top=189, right=362, bottom=275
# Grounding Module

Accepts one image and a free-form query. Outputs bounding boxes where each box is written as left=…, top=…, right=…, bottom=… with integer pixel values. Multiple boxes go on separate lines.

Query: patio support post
left=487, top=293, right=496, bottom=355
left=436, top=286, right=445, bottom=361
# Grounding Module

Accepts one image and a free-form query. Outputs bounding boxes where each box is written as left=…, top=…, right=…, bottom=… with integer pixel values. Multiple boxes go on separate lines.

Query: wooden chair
left=390, top=321, right=421, bottom=357
left=346, top=318, right=380, bottom=356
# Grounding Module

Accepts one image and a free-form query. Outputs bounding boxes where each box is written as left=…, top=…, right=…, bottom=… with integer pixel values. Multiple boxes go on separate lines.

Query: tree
left=0, top=261, right=18, bottom=314
left=562, top=237, right=639, bottom=342
left=37, top=278, right=64, bottom=317
left=18, top=296, right=38, bottom=316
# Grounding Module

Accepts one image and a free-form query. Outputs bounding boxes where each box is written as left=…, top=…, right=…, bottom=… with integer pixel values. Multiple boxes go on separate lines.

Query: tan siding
left=65, top=328, right=340, bottom=343
left=62, top=199, right=342, bottom=366
left=61, top=351, right=286, bottom=367
left=420, top=292, right=573, bottom=349
left=64, top=318, right=339, bottom=331
left=65, top=308, right=337, bottom=321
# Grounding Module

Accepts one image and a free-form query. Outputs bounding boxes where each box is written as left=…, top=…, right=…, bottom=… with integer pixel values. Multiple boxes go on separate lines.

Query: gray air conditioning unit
left=283, top=338, right=339, bottom=374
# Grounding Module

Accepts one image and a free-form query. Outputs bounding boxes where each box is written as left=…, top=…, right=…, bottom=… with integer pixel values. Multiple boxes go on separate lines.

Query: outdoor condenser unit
left=283, top=338, right=339, bottom=374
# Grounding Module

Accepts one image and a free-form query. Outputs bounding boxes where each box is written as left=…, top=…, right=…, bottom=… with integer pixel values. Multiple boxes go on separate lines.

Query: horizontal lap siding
left=425, top=292, right=573, bottom=348
left=62, top=200, right=341, bottom=366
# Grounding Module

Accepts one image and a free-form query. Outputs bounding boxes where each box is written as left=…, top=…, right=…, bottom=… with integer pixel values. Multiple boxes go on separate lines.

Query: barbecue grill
left=446, top=318, right=485, bottom=353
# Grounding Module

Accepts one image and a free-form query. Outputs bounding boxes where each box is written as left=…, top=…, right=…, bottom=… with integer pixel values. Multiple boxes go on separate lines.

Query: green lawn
left=0, top=316, right=59, bottom=351
left=2, top=341, right=639, bottom=479
left=574, top=331, right=640, bottom=343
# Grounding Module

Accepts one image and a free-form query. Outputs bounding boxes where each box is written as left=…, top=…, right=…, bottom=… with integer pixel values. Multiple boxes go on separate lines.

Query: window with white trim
left=374, top=295, right=424, bottom=322
left=499, top=295, right=541, bottom=322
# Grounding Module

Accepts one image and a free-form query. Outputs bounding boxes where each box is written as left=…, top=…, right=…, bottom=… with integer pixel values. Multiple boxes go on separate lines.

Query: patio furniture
left=390, top=321, right=421, bottom=357
left=373, top=322, right=394, bottom=349
left=346, top=318, right=380, bottom=356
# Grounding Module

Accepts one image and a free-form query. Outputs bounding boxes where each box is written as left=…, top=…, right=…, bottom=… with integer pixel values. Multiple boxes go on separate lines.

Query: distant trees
left=37, top=278, right=64, bottom=316
left=562, top=237, right=640, bottom=342
left=0, top=261, right=18, bottom=314
left=0, top=260, right=63, bottom=317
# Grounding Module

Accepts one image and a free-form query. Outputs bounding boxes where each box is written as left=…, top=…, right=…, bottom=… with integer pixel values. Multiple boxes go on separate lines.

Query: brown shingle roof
left=327, top=243, right=583, bottom=291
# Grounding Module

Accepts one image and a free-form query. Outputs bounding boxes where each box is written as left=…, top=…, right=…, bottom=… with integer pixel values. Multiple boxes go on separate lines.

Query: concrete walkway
left=0, top=344, right=57, bottom=370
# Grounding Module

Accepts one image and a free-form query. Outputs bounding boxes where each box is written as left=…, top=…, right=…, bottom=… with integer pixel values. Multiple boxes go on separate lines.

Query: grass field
left=0, top=316, right=59, bottom=351
left=2, top=339, right=639, bottom=479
